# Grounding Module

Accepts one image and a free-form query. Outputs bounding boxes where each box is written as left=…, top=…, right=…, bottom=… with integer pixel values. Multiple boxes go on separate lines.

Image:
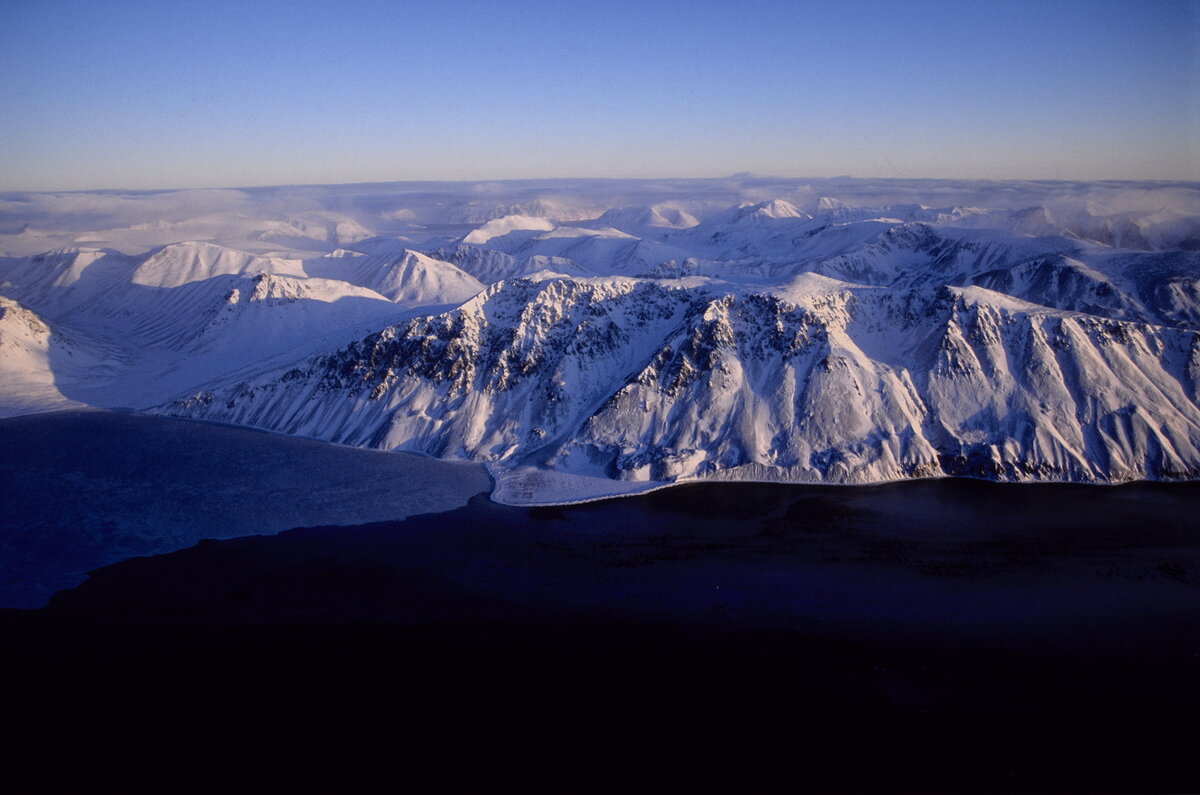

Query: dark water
left=3, top=465, right=1199, bottom=791
left=0, top=409, right=490, bottom=607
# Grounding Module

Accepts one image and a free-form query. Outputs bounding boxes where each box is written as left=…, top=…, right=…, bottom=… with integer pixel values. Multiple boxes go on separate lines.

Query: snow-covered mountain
left=159, top=266, right=1200, bottom=502
left=445, top=198, right=599, bottom=224
left=0, top=297, right=85, bottom=416
left=0, top=241, right=413, bottom=409
left=4, top=179, right=1200, bottom=503
left=307, top=248, right=484, bottom=306
left=585, top=205, right=699, bottom=238
left=131, top=241, right=306, bottom=288
left=461, top=214, right=558, bottom=247
left=427, top=245, right=595, bottom=283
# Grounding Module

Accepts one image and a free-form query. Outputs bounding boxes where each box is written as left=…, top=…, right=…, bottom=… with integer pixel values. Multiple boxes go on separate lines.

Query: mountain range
left=3, top=180, right=1198, bottom=503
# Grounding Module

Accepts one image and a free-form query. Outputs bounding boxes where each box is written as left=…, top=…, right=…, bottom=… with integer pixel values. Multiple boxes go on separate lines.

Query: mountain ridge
left=3, top=186, right=1199, bottom=502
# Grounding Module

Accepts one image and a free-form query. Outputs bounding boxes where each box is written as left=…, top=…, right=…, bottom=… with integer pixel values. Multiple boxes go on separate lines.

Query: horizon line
left=5, top=174, right=1200, bottom=196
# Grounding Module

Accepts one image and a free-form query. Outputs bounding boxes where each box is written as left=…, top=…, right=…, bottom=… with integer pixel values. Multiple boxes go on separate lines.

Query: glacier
left=2, top=177, right=1199, bottom=503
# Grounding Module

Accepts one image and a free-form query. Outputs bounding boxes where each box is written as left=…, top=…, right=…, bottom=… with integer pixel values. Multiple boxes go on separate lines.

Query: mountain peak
left=724, top=199, right=811, bottom=223
left=462, top=215, right=557, bottom=246
left=748, top=199, right=808, bottom=220
left=594, top=205, right=699, bottom=231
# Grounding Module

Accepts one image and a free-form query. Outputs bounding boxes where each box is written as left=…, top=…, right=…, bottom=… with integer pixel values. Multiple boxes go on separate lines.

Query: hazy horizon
left=5, top=172, right=1200, bottom=198
left=4, top=174, right=1197, bottom=262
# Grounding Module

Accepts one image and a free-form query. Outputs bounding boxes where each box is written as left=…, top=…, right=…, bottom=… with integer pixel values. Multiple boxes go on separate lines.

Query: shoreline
left=9, top=406, right=1200, bottom=508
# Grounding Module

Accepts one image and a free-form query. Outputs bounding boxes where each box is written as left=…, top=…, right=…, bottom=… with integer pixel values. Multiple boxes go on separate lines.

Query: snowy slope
left=0, top=247, right=138, bottom=312
left=131, top=241, right=307, bottom=288
left=0, top=242, right=419, bottom=409
left=0, top=297, right=74, bottom=415
left=461, top=215, right=558, bottom=247
left=159, top=269, right=1200, bottom=501
left=79, top=272, right=410, bottom=408
left=503, top=226, right=695, bottom=277
left=0, top=297, right=100, bottom=416
left=307, top=248, right=484, bottom=306
left=4, top=183, right=1200, bottom=502
left=426, top=244, right=597, bottom=283
left=586, top=205, right=699, bottom=238
left=446, top=198, right=598, bottom=224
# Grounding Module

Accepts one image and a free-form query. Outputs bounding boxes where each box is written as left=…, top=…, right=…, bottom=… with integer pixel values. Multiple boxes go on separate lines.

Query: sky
left=1, top=0, right=1197, bottom=191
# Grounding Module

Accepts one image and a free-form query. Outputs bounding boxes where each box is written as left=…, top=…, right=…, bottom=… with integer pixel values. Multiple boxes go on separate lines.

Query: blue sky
left=1, top=0, right=1196, bottom=190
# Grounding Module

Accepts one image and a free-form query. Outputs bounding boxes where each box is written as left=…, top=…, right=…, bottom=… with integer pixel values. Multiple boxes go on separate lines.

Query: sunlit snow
left=3, top=177, right=1199, bottom=503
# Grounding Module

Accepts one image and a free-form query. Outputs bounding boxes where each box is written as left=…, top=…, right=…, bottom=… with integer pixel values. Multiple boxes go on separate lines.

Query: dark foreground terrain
left=3, top=467, right=1199, bottom=791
